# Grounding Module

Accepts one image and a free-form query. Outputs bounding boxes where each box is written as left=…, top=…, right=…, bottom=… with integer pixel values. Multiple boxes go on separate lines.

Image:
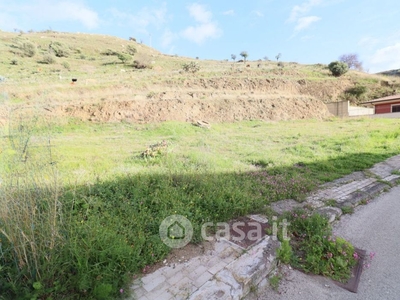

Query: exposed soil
left=36, top=95, right=330, bottom=124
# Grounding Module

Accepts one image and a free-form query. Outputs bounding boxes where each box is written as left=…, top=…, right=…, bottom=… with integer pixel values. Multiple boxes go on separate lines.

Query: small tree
left=328, top=61, right=349, bottom=77
left=231, top=54, right=236, bottom=62
left=339, top=53, right=363, bottom=71
left=275, top=53, right=281, bottom=61
left=117, top=53, right=132, bottom=64
left=263, top=56, right=269, bottom=61
left=240, top=51, right=248, bottom=62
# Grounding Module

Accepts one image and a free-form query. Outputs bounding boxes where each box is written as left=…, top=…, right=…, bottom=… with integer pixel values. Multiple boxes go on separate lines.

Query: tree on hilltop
left=339, top=53, right=363, bottom=71
left=240, top=51, right=248, bottom=62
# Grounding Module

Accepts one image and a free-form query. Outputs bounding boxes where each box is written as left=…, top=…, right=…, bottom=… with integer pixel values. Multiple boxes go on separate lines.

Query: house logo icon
left=160, top=215, right=193, bottom=248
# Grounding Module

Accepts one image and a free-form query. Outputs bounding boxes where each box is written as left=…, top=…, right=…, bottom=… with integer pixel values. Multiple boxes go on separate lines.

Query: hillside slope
left=1, top=30, right=399, bottom=124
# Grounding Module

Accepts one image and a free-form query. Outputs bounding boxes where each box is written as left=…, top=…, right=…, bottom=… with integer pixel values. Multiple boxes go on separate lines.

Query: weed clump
left=285, top=209, right=358, bottom=282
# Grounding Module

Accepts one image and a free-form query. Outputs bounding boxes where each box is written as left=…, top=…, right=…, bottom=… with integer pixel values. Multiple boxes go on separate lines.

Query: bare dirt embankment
left=53, top=96, right=330, bottom=123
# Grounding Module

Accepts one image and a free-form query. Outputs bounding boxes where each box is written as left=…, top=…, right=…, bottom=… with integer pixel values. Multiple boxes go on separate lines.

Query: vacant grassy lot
left=1, top=115, right=400, bottom=299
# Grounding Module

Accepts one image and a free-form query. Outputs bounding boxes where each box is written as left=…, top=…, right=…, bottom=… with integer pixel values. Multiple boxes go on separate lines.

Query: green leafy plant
left=287, top=210, right=358, bottom=282
left=49, top=41, right=70, bottom=57
left=328, top=61, right=349, bottom=77
left=117, top=53, right=132, bottom=64
left=277, top=240, right=293, bottom=264
left=341, top=206, right=354, bottom=214
left=182, top=61, right=200, bottom=73
left=40, top=54, right=56, bottom=64
left=269, top=274, right=281, bottom=291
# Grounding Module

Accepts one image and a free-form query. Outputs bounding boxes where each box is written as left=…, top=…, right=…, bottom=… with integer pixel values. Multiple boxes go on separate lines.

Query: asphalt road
left=250, top=186, right=400, bottom=300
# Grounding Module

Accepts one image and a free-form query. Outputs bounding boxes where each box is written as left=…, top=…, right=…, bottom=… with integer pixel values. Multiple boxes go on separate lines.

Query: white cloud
left=295, top=16, right=321, bottom=31
left=109, top=3, right=167, bottom=34
left=181, top=22, right=221, bottom=44
left=187, top=3, right=212, bottom=23
left=0, top=0, right=100, bottom=30
left=181, top=3, right=222, bottom=45
left=288, top=0, right=322, bottom=22
left=369, top=43, right=400, bottom=73
left=223, top=9, right=235, bottom=16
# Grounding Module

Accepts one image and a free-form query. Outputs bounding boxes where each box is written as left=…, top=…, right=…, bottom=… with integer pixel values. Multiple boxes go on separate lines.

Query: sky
left=0, top=0, right=399, bottom=73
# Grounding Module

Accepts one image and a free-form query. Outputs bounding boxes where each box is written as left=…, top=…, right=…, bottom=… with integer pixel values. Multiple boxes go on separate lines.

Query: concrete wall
left=348, top=106, right=374, bottom=116
left=326, top=101, right=349, bottom=117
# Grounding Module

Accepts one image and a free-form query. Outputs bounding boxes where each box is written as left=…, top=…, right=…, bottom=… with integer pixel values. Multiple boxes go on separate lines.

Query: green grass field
left=1, top=115, right=400, bottom=299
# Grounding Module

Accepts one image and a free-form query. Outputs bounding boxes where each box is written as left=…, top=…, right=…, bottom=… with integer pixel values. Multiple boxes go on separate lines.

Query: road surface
left=250, top=186, right=400, bottom=300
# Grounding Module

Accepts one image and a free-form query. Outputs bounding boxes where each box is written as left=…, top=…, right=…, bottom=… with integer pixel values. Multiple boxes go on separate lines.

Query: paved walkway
left=130, top=155, right=400, bottom=300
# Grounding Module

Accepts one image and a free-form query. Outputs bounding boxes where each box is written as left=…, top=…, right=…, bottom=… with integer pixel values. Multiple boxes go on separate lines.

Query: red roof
left=362, top=94, right=400, bottom=105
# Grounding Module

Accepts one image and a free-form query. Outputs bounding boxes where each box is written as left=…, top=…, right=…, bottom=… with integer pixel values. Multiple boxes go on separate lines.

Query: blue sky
left=0, top=0, right=399, bottom=73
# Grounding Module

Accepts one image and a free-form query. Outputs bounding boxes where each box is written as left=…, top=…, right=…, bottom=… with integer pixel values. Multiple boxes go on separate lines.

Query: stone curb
left=131, top=237, right=279, bottom=300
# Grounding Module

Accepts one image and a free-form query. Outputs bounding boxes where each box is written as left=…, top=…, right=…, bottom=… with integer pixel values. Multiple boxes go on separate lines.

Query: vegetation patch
left=281, top=209, right=358, bottom=282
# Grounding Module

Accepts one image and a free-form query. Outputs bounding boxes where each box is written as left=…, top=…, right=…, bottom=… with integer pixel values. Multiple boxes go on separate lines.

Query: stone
left=316, top=206, right=342, bottom=223
left=271, top=199, right=304, bottom=215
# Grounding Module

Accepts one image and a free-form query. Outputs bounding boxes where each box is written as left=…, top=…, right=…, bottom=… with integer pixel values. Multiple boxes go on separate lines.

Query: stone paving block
left=166, top=269, right=186, bottom=286
left=168, top=276, right=197, bottom=299
left=369, top=162, right=394, bottom=178
left=133, top=286, right=147, bottom=298
left=187, top=265, right=208, bottom=281
left=337, top=191, right=369, bottom=207
left=193, top=270, right=214, bottom=288
left=215, top=269, right=242, bottom=299
left=316, top=206, right=342, bottom=223
left=361, top=182, right=388, bottom=197
left=225, top=237, right=276, bottom=296
left=188, top=279, right=234, bottom=300
left=145, top=281, right=171, bottom=300
left=271, top=199, right=304, bottom=215
left=163, top=263, right=185, bottom=279
left=208, top=260, right=228, bottom=275
left=383, top=174, right=400, bottom=185
left=142, top=272, right=167, bottom=292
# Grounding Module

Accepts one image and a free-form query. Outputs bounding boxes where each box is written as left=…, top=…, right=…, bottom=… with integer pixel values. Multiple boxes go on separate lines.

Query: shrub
left=231, top=54, right=236, bottom=61
left=10, top=59, right=18, bottom=65
left=41, top=54, right=56, bottom=64
left=117, top=53, right=132, bottom=64
left=62, top=61, right=71, bottom=70
left=182, top=62, right=200, bottom=73
left=21, top=41, right=37, bottom=57
left=126, top=44, right=137, bottom=56
left=133, top=60, right=152, bottom=69
left=345, top=85, right=367, bottom=98
left=49, top=41, right=70, bottom=57
left=101, top=49, right=118, bottom=56
left=328, top=61, right=349, bottom=77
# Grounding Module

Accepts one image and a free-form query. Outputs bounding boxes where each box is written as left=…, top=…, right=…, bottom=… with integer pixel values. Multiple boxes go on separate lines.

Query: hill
left=1, top=30, right=400, bottom=124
